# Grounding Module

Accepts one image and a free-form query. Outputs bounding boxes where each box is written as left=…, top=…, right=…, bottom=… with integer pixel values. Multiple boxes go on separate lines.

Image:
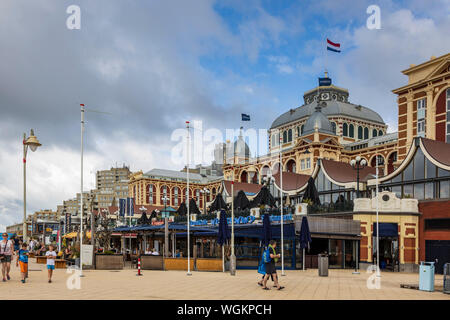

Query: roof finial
left=324, top=69, right=328, bottom=78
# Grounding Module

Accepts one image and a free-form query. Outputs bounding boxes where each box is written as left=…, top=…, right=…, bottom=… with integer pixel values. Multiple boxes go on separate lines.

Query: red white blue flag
left=327, top=39, right=341, bottom=53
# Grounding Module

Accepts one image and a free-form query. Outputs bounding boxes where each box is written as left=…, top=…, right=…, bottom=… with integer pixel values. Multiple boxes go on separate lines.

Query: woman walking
left=0, top=233, right=14, bottom=281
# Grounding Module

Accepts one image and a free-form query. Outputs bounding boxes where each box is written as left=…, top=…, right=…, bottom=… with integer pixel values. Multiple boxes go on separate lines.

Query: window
left=283, top=131, right=288, bottom=143
left=306, top=158, right=311, bottom=169
left=301, top=159, right=306, bottom=170
left=358, top=126, right=363, bottom=139
left=331, top=122, right=336, bottom=134
left=288, top=129, right=292, bottom=142
left=425, top=218, right=450, bottom=231
left=349, top=124, right=354, bottom=138
left=343, top=123, right=348, bottom=136
left=373, top=129, right=378, bottom=137
left=364, top=127, right=369, bottom=140
left=417, top=119, right=425, bottom=136
left=379, top=130, right=383, bottom=136
left=417, top=98, right=426, bottom=110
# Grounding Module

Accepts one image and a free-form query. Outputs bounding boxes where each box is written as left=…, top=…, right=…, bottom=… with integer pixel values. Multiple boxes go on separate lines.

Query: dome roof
left=270, top=99, right=385, bottom=129
left=302, top=102, right=335, bottom=136
left=233, top=135, right=250, bottom=158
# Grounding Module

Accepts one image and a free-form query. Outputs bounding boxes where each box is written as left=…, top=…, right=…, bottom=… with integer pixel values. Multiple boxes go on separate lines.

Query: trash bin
left=443, top=263, right=450, bottom=294
left=419, top=261, right=435, bottom=292
left=318, top=254, right=328, bottom=277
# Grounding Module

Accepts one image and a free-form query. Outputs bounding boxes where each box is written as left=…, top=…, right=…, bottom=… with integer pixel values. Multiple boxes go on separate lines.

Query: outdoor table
left=55, top=259, right=67, bottom=269
left=35, top=256, right=46, bottom=264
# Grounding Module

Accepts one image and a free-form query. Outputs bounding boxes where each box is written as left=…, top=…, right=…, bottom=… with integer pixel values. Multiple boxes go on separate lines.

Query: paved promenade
left=1, top=261, right=449, bottom=300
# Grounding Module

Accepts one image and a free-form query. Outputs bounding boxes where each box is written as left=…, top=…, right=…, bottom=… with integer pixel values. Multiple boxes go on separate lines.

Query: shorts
left=19, top=261, right=28, bottom=273
left=265, top=261, right=277, bottom=275
left=47, top=265, right=55, bottom=270
left=1, top=255, right=12, bottom=263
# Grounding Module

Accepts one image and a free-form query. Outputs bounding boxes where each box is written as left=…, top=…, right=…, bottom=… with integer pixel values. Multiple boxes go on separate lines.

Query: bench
left=35, top=256, right=67, bottom=268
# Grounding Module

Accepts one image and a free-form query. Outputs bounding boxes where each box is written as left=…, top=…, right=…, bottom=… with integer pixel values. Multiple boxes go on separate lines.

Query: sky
left=1, top=0, right=449, bottom=231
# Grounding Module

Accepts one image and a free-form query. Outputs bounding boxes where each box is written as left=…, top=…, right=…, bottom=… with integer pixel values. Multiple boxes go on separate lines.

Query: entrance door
left=425, top=240, right=450, bottom=274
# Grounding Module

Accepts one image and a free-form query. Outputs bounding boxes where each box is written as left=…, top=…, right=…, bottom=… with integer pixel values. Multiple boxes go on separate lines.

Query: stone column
left=425, top=85, right=435, bottom=140
left=406, top=92, right=414, bottom=151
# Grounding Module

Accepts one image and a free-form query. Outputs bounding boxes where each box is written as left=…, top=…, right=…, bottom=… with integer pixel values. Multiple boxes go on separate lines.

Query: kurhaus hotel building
left=121, top=53, right=450, bottom=273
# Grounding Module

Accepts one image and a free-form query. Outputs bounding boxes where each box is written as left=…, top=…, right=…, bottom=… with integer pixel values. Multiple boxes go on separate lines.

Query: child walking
left=16, top=243, right=29, bottom=283
left=46, top=244, right=57, bottom=283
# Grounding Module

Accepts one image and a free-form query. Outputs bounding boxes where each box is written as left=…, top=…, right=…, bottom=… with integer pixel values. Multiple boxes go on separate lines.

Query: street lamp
left=162, top=195, right=169, bottom=257
left=199, top=188, right=210, bottom=215
left=350, top=156, right=367, bottom=199
left=23, top=129, right=41, bottom=243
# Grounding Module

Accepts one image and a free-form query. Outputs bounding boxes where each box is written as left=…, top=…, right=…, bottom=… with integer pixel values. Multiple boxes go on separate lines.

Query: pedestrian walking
left=16, top=243, right=29, bottom=283
left=261, top=240, right=284, bottom=290
left=257, top=249, right=273, bottom=286
left=0, top=233, right=14, bottom=282
left=46, top=244, right=57, bottom=283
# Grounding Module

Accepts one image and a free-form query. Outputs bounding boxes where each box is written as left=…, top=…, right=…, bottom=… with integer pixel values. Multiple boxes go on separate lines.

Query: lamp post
left=162, top=195, right=169, bottom=258
left=23, top=129, right=41, bottom=243
left=350, top=156, right=367, bottom=274
left=230, top=181, right=236, bottom=276
left=200, top=188, right=210, bottom=215
left=350, top=156, right=367, bottom=199
left=279, top=135, right=285, bottom=277
left=186, top=121, right=192, bottom=276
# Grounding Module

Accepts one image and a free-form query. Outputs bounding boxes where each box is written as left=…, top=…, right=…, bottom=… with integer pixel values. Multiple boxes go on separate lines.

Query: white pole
left=23, top=133, right=28, bottom=244
left=279, top=135, right=285, bottom=276
left=376, top=162, right=380, bottom=277
left=230, top=181, right=235, bottom=276
left=303, top=248, right=305, bottom=271
left=80, top=104, right=84, bottom=277
left=222, top=245, right=225, bottom=272
left=186, top=121, right=191, bottom=276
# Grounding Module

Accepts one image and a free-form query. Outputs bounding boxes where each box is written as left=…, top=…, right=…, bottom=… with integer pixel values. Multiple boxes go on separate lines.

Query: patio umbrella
left=176, top=202, right=187, bottom=216
left=299, top=216, right=312, bottom=270
left=261, top=214, right=272, bottom=247
left=189, top=198, right=201, bottom=215
left=138, top=212, right=150, bottom=225
left=217, top=209, right=231, bottom=272
left=233, top=190, right=250, bottom=210
left=149, top=210, right=159, bottom=219
left=209, top=193, right=227, bottom=212
left=302, top=177, right=320, bottom=205
left=250, top=186, right=276, bottom=208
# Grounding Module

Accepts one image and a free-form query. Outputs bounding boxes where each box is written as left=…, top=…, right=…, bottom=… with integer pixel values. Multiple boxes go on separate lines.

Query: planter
left=196, top=258, right=222, bottom=272
left=164, top=257, right=194, bottom=271
left=140, top=255, right=164, bottom=270
left=95, top=254, right=124, bottom=270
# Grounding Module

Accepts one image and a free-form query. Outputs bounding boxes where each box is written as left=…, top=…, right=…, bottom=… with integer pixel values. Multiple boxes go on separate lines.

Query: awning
left=373, top=223, right=398, bottom=237
left=62, top=232, right=77, bottom=239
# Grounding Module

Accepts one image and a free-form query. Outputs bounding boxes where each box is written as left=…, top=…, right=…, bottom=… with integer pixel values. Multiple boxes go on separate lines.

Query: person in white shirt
left=151, top=248, right=159, bottom=256
left=0, top=233, right=14, bottom=281
left=28, top=239, right=35, bottom=252
left=46, top=244, right=57, bottom=283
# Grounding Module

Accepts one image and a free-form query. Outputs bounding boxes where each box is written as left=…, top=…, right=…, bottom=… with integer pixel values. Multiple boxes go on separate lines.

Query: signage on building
left=318, top=77, right=332, bottom=86
left=190, top=214, right=294, bottom=227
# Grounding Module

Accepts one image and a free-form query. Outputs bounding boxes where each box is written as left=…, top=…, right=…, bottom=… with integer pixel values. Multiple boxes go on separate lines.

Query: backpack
left=262, top=247, right=272, bottom=263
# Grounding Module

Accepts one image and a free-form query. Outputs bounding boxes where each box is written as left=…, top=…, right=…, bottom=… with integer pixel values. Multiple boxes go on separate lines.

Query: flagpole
left=376, top=159, right=380, bottom=278
left=186, top=121, right=192, bottom=276
left=80, top=103, right=84, bottom=277
left=279, top=135, right=285, bottom=276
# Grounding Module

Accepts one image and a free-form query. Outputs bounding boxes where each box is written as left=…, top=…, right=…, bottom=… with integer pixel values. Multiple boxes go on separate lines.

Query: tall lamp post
left=350, top=156, right=367, bottom=199
left=278, top=135, right=286, bottom=277
left=23, top=129, right=41, bottom=243
left=186, top=121, right=192, bottom=276
left=162, top=195, right=169, bottom=257
left=350, top=156, right=367, bottom=275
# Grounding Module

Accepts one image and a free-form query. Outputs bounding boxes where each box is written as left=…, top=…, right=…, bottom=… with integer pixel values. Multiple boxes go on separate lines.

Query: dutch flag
left=327, top=39, right=341, bottom=53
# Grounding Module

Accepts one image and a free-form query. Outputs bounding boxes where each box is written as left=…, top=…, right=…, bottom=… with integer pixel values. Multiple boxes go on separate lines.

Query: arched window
left=283, top=131, right=288, bottom=143
left=358, top=126, right=363, bottom=139
left=331, top=122, right=336, bottom=134
left=297, top=126, right=301, bottom=137
left=343, top=123, right=348, bottom=136
left=301, top=125, right=304, bottom=135
left=288, top=129, right=292, bottom=142
left=379, top=130, right=383, bottom=136
left=349, top=124, right=354, bottom=138
left=173, top=187, right=179, bottom=207
left=146, top=184, right=155, bottom=205
left=373, top=129, right=378, bottom=137
left=160, top=185, right=168, bottom=205
left=364, top=127, right=369, bottom=140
